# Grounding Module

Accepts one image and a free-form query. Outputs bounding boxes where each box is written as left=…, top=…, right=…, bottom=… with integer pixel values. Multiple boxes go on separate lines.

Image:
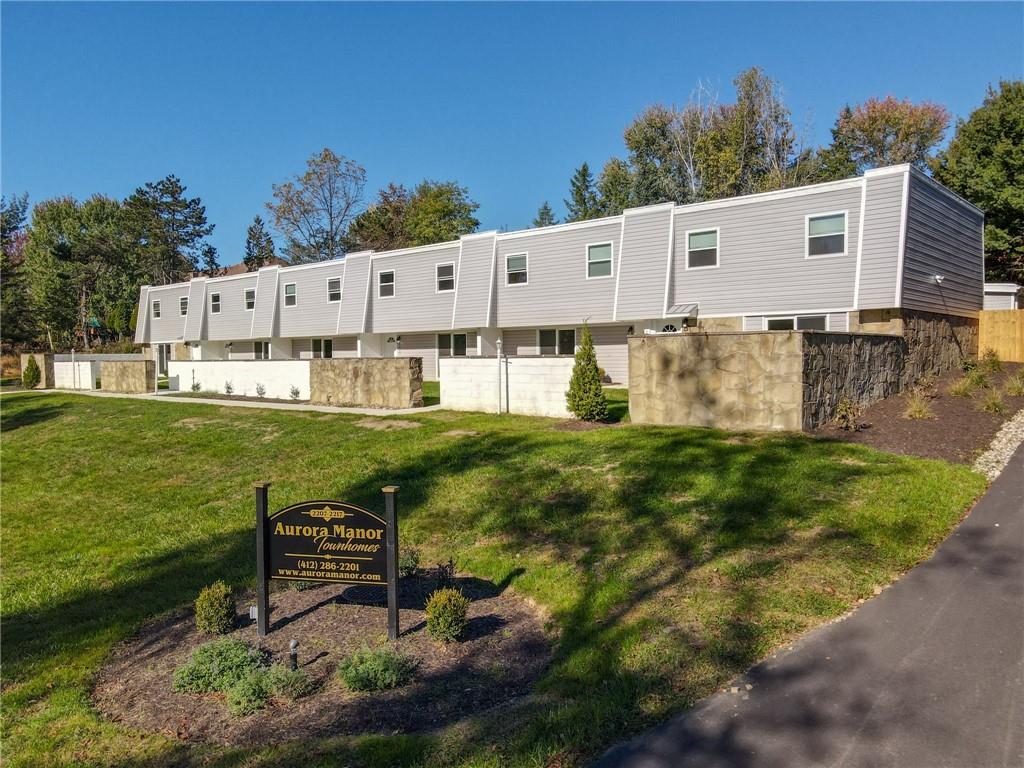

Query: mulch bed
left=92, top=572, right=552, bottom=746
left=814, top=363, right=1024, bottom=464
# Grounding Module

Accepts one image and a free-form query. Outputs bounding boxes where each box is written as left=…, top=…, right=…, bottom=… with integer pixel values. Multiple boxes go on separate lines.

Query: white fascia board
left=499, top=216, right=624, bottom=241
left=672, top=177, right=864, bottom=217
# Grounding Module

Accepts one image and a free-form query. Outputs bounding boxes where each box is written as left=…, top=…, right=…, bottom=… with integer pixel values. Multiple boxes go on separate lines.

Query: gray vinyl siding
left=589, top=324, right=629, bottom=384
left=205, top=274, right=259, bottom=341
left=828, top=312, right=849, bottom=332
left=393, top=333, right=439, bottom=381
left=983, top=293, right=1016, bottom=310
left=250, top=268, right=279, bottom=338
left=332, top=336, right=359, bottom=357
left=858, top=173, right=905, bottom=309
left=453, top=234, right=495, bottom=329
left=743, top=316, right=763, bottom=331
left=495, top=221, right=621, bottom=327
left=901, top=173, right=984, bottom=318
left=338, top=255, right=371, bottom=334
left=615, top=207, right=670, bottom=321
left=370, top=244, right=460, bottom=333
left=134, top=287, right=150, bottom=343
left=145, top=284, right=190, bottom=342
left=228, top=341, right=255, bottom=360
left=672, top=185, right=862, bottom=315
left=277, top=262, right=346, bottom=338
left=502, top=328, right=537, bottom=356
left=182, top=280, right=206, bottom=341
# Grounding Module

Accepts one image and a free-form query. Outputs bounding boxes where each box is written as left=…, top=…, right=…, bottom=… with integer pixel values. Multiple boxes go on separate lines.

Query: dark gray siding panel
left=672, top=184, right=862, bottom=315
left=338, top=256, right=371, bottom=334
left=370, top=244, right=460, bottom=333
left=277, top=261, right=346, bottom=338
left=615, top=207, right=671, bottom=322
left=145, top=283, right=190, bottom=342
left=205, top=274, right=259, bottom=341
left=901, top=173, right=984, bottom=318
left=495, top=221, right=620, bottom=327
left=453, top=234, right=495, bottom=329
left=858, top=172, right=905, bottom=309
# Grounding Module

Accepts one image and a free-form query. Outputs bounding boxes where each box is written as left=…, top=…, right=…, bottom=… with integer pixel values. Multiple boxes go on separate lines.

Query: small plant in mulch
left=1004, top=373, right=1024, bottom=398
left=435, top=558, right=458, bottom=589
left=566, top=325, right=609, bottom=422
left=289, top=385, right=300, bottom=401
left=194, top=581, right=235, bottom=635
left=949, top=370, right=990, bottom=398
left=978, top=390, right=1006, bottom=415
left=263, top=664, right=316, bottom=700
left=425, top=587, right=470, bottom=643
left=287, top=579, right=320, bottom=591
left=979, top=348, right=1002, bottom=375
left=399, top=547, right=421, bottom=578
left=912, top=374, right=938, bottom=398
left=336, top=646, right=417, bottom=692
left=225, top=381, right=234, bottom=395
left=191, top=379, right=202, bottom=393
left=959, top=356, right=978, bottom=373
left=903, top=390, right=936, bottom=420
left=255, top=383, right=267, bottom=398
left=833, top=396, right=863, bottom=432
left=21, top=356, right=40, bottom=389
left=173, top=638, right=265, bottom=694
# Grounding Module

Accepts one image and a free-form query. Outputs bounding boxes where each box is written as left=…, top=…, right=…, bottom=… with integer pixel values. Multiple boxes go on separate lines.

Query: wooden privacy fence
left=979, top=310, right=1024, bottom=362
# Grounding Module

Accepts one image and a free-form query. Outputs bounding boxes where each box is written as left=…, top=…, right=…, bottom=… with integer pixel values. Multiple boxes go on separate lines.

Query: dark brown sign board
left=254, top=484, right=399, bottom=640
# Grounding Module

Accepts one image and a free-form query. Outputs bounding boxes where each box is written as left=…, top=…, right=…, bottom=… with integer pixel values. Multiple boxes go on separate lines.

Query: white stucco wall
left=168, top=360, right=311, bottom=399
left=440, top=356, right=576, bottom=418
left=54, top=361, right=100, bottom=390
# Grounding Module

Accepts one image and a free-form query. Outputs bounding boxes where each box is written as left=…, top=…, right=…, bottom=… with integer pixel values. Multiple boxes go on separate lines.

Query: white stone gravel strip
left=973, top=408, right=1024, bottom=480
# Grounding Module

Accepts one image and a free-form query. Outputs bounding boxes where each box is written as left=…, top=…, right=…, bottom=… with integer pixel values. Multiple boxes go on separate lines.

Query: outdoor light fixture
left=249, top=605, right=258, bottom=621
left=933, top=274, right=946, bottom=285
left=289, top=639, right=299, bottom=671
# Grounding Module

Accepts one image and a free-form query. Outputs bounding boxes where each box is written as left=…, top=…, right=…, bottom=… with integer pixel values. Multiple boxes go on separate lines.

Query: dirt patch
left=92, top=573, right=550, bottom=746
left=172, top=417, right=222, bottom=430
left=353, top=417, right=422, bottom=431
left=441, top=429, right=479, bottom=437
left=814, top=364, right=1024, bottom=464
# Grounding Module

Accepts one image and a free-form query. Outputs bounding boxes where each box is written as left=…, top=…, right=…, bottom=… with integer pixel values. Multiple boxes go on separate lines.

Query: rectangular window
left=558, top=329, right=576, bottom=355
left=379, top=270, right=395, bottom=298
left=766, top=318, right=795, bottom=331
left=796, top=315, right=827, bottom=331
left=327, top=278, right=341, bottom=302
left=452, top=333, right=467, bottom=357
left=245, top=288, right=256, bottom=311
left=436, top=263, right=455, bottom=292
left=152, top=300, right=161, bottom=318
left=686, top=229, right=719, bottom=269
left=539, top=328, right=575, bottom=355
left=437, top=333, right=467, bottom=357
left=210, top=293, right=221, bottom=314
left=284, top=283, right=297, bottom=307
left=506, top=253, right=528, bottom=285
left=586, top=243, right=613, bottom=278
left=179, top=296, right=188, bottom=316
left=312, top=338, right=334, bottom=359
left=807, top=212, right=846, bottom=257
left=255, top=341, right=270, bottom=359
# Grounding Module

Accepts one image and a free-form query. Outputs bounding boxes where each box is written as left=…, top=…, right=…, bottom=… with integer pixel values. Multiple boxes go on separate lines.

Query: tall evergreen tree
left=813, top=106, right=859, bottom=182
left=532, top=201, right=558, bottom=228
left=597, top=158, right=635, bottom=215
left=243, top=215, right=276, bottom=271
left=1, top=194, right=33, bottom=344
left=564, top=163, right=600, bottom=222
left=346, top=184, right=412, bottom=252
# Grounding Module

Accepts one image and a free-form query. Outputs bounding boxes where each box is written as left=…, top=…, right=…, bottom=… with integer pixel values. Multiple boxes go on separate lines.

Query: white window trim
left=537, top=327, right=578, bottom=356
left=684, top=227, right=720, bottom=271
left=435, top=262, right=456, bottom=294
left=283, top=282, right=297, bottom=307
left=761, top=314, right=830, bottom=331
left=327, top=277, right=342, bottom=303
left=378, top=270, right=396, bottom=299
left=152, top=300, right=161, bottom=318
left=210, top=292, right=221, bottom=314
left=585, top=241, right=614, bottom=280
left=244, top=288, right=256, bottom=312
left=505, top=252, right=529, bottom=286
left=179, top=297, right=188, bottom=316
left=805, top=210, right=848, bottom=259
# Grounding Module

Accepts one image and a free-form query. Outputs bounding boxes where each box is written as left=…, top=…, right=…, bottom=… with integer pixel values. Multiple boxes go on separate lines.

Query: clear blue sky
left=3, top=2, right=1021, bottom=263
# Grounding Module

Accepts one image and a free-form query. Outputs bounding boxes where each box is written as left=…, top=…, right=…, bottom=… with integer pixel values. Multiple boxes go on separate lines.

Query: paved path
left=596, top=445, right=1024, bottom=768
left=45, top=389, right=444, bottom=417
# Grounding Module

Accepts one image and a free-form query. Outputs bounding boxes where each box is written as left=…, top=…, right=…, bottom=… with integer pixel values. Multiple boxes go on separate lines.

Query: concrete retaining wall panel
left=440, top=356, right=576, bottom=418
left=168, top=360, right=310, bottom=399
left=54, top=361, right=100, bottom=390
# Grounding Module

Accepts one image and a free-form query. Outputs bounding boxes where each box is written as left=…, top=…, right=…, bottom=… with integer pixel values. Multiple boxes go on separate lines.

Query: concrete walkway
left=46, top=389, right=444, bottom=417
left=596, top=445, right=1024, bottom=768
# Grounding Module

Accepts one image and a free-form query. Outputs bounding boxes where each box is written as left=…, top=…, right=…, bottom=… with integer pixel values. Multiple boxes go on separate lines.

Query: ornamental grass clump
left=425, top=587, right=470, bottom=643
left=194, top=580, right=235, bottom=635
left=566, top=325, right=608, bottom=422
left=1004, top=373, right=1024, bottom=398
left=903, top=390, right=935, bottom=420
left=979, top=390, right=1006, bottom=415
left=21, top=356, right=40, bottom=389
left=336, top=646, right=416, bottom=692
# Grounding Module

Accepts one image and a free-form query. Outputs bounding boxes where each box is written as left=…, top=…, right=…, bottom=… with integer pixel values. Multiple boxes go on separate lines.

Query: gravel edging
left=973, top=408, right=1024, bottom=480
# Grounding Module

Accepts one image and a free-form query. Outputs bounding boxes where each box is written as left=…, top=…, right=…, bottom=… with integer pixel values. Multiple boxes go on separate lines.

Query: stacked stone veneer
left=100, top=360, right=156, bottom=393
left=310, top=357, right=423, bottom=409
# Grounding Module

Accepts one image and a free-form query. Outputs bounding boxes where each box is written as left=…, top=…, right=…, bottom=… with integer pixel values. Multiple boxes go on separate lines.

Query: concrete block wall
left=168, top=360, right=310, bottom=399
left=54, top=360, right=101, bottom=390
left=440, top=356, right=576, bottom=418
left=309, top=358, right=423, bottom=409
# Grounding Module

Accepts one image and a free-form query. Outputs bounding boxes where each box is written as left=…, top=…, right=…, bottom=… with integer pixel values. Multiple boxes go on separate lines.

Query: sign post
left=254, top=482, right=271, bottom=637
left=383, top=486, right=399, bottom=641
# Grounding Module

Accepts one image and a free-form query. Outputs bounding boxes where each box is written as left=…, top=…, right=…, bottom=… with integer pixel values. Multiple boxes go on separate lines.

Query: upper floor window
left=284, top=283, right=297, bottom=307
left=379, top=270, right=395, bottom=298
left=686, top=229, right=719, bottom=269
left=152, top=300, right=161, bottom=318
left=210, top=293, right=221, bottom=314
left=506, top=253, right=528, bottom=285
left=586, top=243, right=613, bottom=278
left=436, top=263, right=455, bottom=292
left=327, top=278, right=341, bottom=302
left=807, top=212, right=846, bottom=258
left=245, top=288, right=256, bottom=311
left=179, top=296, right=188, bottom=316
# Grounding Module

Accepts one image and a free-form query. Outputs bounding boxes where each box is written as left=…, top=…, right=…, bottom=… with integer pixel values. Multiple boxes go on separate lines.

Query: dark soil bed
left=92, top=572, right=552, bottom=746
left=814, top=363, right=1024, bottom=464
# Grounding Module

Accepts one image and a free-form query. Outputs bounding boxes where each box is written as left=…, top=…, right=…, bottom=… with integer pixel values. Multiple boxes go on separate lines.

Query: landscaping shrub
left=566, top=325, right=608, bottom=422
left=226, top=669, right=272, bottom=716
left=256, top=383, right=267, bottom=398
left=948, top=376, right=976, bottom=398
left=399, top=547, right=421, bottom=578
left=21, top=356, right=40, bottom=389
left=833, top=396, right=862, bottom=431
left=336, top=646, right=416, bottom=691
left=224, top=381, right=234, bottom=395
left=903, top=391, right=935, bottom=420
left=965, top=369, right=991, bottom=390
left=194, top=580, right=235, bottom=635
left=289, top=385, right=300, bottom=401
left=960, top=356, right=978, bottom=373
left=979, top=390, right=1005, bottom=414
left=172, top=638, right=264, bottom=694
left=435, top=558, right=457, bottom=589
left=264, top=663, right=315, bottom=700
left=191, top=379, right=201, bottom=392
left=979, top=348, right=1002, bottom=374
left=1005, top=373, right=1024, bottom=398
left=425, top=587, right=470, bottom=643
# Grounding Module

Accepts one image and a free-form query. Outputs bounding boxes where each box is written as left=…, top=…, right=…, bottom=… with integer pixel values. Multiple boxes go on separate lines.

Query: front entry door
left=157, top=343, right=170, bottom=375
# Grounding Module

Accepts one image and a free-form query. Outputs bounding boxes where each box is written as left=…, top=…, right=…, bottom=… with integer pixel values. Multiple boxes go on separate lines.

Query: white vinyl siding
left=370, top=243, right=460, bottom=333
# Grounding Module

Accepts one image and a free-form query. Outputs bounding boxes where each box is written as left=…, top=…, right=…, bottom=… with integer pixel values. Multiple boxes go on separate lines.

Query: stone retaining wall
left=19, top=353, right=55, bottom=388
left=310, top=358, right=423, bottom=409
left=100, top=360, right=156, bottom=393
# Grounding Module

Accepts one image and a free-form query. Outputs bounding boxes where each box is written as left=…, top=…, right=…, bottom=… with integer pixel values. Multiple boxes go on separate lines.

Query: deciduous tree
left=405, top=180, right=479, bottom=245
left=345, top=183, right=412, bottom=252
left=1, top=194, right=33, bottom=344
left=832, top=96, right=949, bottom=172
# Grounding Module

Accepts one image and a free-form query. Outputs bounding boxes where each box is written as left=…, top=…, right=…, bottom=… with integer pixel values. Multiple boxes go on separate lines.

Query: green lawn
left=0, top=391, right=985, bottom=768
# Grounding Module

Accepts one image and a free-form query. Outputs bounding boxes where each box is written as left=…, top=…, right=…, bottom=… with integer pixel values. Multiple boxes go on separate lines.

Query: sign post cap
left=253, top=481, right=272, bottom=489
left=381, top=485, right=399, bottom=493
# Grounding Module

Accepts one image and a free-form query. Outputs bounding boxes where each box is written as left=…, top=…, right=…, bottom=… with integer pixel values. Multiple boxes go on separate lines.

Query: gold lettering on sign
left=303, top=506, right=348, bottom=523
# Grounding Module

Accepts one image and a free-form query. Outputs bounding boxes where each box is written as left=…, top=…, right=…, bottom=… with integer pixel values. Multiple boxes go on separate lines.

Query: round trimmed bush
left=194, top=580, right=235, bottom=635
left=425, top=587, right=470, bottom=643
left=22, top=356, right=40, bottom=389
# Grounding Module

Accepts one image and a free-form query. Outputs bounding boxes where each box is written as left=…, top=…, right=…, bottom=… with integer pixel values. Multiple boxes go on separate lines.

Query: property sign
left=254, top=484, right=400, bottom=640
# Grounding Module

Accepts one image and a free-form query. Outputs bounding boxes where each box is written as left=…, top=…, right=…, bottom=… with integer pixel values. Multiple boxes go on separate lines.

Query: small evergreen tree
left=564, top=163, right=600, bottom=222
left=532, top=201, right=558, bottom=228
left=565, top=325, right=608, bottom=421
left=244, top=215, right=275, bottom=271
left=22, top=355, right=41, bottom=389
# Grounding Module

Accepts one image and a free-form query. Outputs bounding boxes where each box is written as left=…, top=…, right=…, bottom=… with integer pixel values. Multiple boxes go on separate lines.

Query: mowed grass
left=1, top=391, right=985, bottom=767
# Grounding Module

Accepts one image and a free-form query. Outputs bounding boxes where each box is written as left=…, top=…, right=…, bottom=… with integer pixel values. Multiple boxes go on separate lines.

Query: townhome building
left=134, top=164, right=985, bottom=383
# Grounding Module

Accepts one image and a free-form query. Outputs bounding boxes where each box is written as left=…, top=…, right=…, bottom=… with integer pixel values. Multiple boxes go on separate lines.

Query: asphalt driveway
left=596, top=445, right=1024, bottom=768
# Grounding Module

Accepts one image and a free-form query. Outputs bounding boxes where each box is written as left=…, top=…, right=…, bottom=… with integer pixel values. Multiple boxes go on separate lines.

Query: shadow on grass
left=0, top=394, right=66, bottom=431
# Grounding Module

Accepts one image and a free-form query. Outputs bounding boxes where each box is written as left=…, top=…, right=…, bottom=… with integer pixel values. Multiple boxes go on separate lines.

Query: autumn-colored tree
left=831, top=96, right=949, bottom=172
